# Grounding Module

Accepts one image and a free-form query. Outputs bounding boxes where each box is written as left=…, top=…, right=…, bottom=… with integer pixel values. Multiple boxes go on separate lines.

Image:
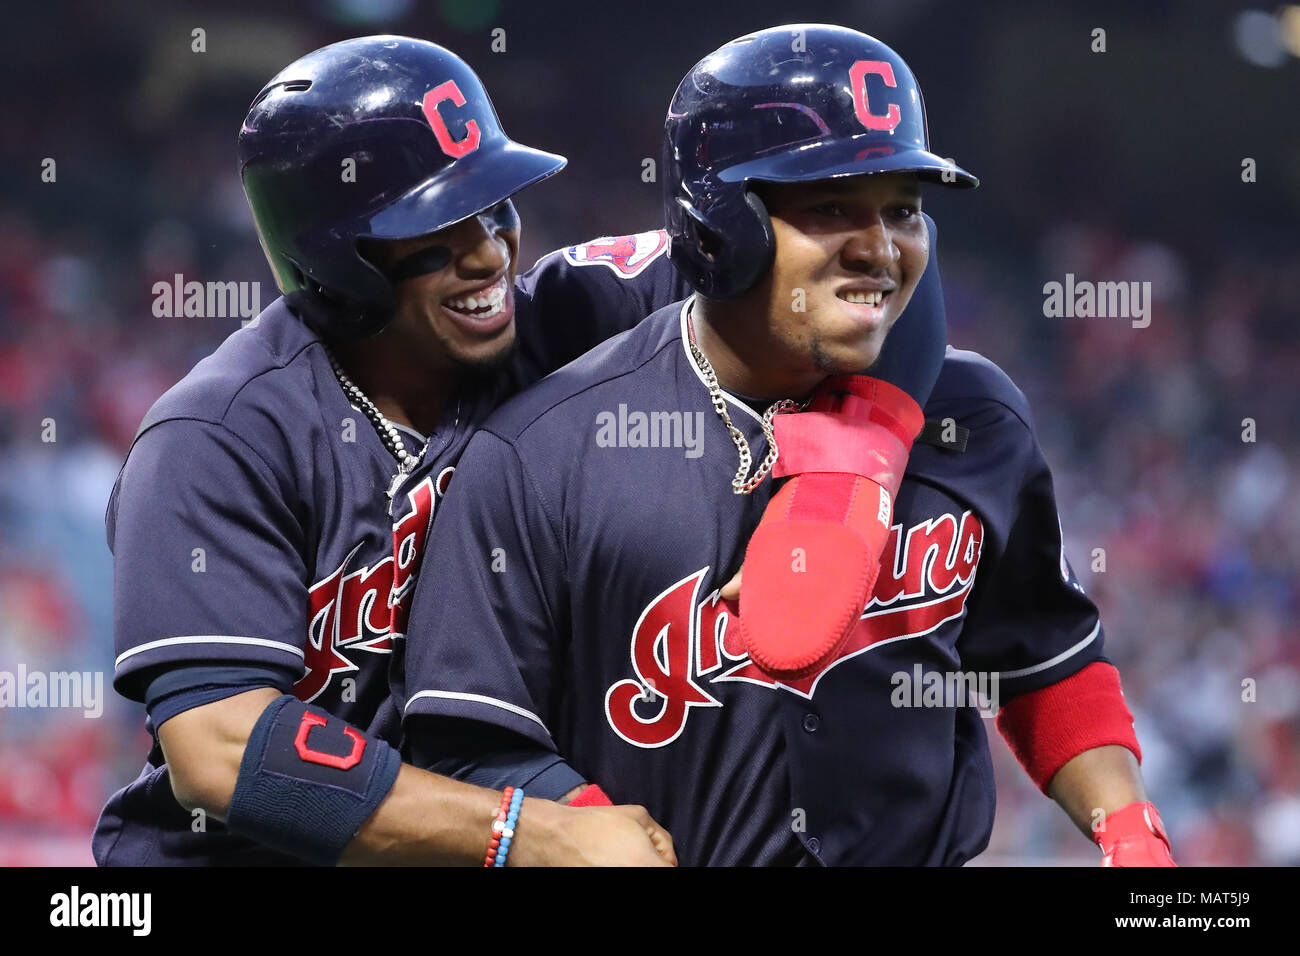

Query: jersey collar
left=678, top=296, right=766, bottom=427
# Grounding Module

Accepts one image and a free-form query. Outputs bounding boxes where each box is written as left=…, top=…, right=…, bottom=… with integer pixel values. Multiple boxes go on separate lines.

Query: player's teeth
left=447, top=278, right=508, bottom=313
left=843, top=290, right=883, bottom=305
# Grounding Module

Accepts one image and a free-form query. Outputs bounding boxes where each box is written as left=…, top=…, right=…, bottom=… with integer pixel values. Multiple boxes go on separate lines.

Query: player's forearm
left=158, top=689, right=609, bottom=865
left=338, top=762, right=512, bottom=865
left=160, top=687, right=491, bottom=863
left=1047, top=744, right=1147, bottom=839
left=343, top=773, right=670, bottom=866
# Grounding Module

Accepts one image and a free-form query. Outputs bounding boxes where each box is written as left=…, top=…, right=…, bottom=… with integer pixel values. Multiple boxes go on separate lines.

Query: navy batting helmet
left=664, top=24, right=977, bottom=300
left=238, top=35, right=566, bottom=339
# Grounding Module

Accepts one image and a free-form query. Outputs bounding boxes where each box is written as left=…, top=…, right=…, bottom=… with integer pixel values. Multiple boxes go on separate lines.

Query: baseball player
left=93, top=34, right=950, bottom=866
left=399, top=25, right=1177, bottom=866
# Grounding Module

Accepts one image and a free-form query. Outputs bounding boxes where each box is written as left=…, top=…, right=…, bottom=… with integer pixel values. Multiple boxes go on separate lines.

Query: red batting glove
left=1095, top=801, right=1176, bottom=867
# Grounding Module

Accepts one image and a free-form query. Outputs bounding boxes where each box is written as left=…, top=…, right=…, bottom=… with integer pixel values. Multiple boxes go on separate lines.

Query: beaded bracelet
left=494, top=787, right=525, bottom=867
left=483, top=786, right=515, bottom=867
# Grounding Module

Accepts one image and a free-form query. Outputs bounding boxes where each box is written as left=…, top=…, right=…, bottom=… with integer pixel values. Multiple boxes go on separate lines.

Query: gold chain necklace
left=687, top=319, right=805, bottom=495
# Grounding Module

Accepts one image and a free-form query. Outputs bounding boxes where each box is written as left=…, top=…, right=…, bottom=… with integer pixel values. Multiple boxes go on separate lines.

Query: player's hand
left=1095, top=801, right=1176, bottom=867
left=511, top=798, right=677, bottom=866
left=624, top=804, right=677, bottom=864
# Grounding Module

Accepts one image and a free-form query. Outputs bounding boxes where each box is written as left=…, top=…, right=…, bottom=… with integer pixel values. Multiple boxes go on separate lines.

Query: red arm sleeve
left=994, top=660, right=1142, bottom=794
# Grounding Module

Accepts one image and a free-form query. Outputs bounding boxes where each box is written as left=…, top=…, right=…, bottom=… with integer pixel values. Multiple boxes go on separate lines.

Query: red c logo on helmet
left=849, top=60, right=902, bottom=132
left=294, top=711, right=366, bottom=770
left=422, top=80, right=482, bottom=158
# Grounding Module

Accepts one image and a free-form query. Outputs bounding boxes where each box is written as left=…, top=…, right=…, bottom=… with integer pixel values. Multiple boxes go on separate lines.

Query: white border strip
left=115, top=635, right=305, bottom=669
left=405, top=689, right=550, bottom=733
left=998, top=621, right=1101, bottom=679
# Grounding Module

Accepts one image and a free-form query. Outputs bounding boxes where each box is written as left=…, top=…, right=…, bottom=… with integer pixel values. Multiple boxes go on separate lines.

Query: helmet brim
left=719, top=135, right=978, bottom=189
left=364, top=140, right=567, bottom=239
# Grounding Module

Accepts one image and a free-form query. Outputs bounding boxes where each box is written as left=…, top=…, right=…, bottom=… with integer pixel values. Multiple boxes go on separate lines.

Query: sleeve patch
left=561, top=231, right=669, bottom=278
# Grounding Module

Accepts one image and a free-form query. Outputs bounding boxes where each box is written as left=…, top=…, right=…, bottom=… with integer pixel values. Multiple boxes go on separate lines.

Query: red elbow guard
left=994, top=660, right=1141, bottom=793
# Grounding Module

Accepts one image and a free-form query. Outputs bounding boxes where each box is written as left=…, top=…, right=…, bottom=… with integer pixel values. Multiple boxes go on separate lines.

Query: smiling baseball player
left=93, top=32, right=954, bottom=866
left=398, top=24, right=1177, bottom=867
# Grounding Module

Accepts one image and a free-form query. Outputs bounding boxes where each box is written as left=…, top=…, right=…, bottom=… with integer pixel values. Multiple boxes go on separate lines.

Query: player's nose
left=841, top=216, right=899, bottom=274
left=452, top=214, right=511, bottom=276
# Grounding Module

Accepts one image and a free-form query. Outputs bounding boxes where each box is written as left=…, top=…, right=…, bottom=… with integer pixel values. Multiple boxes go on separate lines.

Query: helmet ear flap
left=667, top=199, right=718, bottom=294
left=730, top=188, right=776, bottom=296
left=707, top=188, right=776, bottom=300
left=667, top=188, right=776, bottom=300
left=288, top=259, right=395, bottom=341
left=696, top=223, right=722, bottom=263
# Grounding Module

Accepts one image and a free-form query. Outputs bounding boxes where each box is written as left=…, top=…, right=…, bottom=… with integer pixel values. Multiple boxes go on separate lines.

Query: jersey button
left=807, top=837, right=821, bottom=854
left=802, top=714, right=819, bottom=733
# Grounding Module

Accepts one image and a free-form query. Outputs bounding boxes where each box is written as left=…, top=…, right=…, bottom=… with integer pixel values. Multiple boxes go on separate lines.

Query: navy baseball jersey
left=92, top=232, right=690, bottom=865
left=399, top=297, right=1107, bottom=866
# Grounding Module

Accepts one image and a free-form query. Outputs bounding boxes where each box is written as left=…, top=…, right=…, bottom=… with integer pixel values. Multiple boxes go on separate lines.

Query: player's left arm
left=993, top=658, right=1176, bottom=867
left=953, top=392, right=1174, bottom=866
left=1048, top=744, right=1146, bottom=832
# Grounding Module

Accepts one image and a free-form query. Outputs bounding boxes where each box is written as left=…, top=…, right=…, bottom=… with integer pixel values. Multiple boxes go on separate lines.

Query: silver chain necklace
left=687, top=317, right=805, bottom=494
left=322, top=344, right=432, bottom=514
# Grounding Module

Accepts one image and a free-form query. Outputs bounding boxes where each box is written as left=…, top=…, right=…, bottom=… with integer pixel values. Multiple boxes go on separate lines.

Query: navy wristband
left=226, top=695, right=401, bottom=866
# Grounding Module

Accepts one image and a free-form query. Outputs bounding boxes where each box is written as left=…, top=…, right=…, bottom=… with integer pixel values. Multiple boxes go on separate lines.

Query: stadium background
left=1, top=0, right=1296, bottom=865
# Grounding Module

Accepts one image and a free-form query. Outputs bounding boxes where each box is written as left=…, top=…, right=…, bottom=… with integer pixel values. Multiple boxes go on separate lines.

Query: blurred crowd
left=962, top=228, right=1300, bottom=866
left=1, top=0, right=1295, bottom=866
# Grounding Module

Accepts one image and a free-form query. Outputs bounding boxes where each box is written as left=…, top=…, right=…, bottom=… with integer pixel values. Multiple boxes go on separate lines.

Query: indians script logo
left=563, top=231, right=669, bottom=278
left=604, top=510, right=985, bottom=747
left=296, top=468, right=452, bottom=702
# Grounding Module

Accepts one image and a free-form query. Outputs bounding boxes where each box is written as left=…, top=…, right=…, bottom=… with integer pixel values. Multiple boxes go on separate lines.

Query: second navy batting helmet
left=664, top=24, right=977, bottom=300
left=238, top=35, right=566, bottom=339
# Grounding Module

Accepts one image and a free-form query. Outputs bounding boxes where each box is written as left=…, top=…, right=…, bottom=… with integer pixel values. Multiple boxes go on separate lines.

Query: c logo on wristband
left=294, top=711, right=366, bottom=770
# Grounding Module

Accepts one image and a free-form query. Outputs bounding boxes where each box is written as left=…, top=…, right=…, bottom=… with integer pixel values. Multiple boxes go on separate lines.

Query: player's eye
left=810, top=202, right=845, bottom=217
left=890, top=204, right=920, bottom=221
left=482, top=199, right=520, bottom=233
